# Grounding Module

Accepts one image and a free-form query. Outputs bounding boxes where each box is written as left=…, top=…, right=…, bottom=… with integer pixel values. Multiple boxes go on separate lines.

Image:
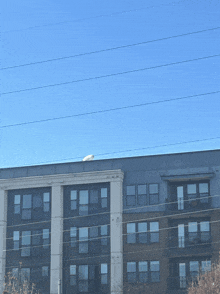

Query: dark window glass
left=43, top=229, right=50, bottom=249
left=79, top=228, right=88, bottom=253
left=188, top=222, right=198, bottom=242
left=127, top=262, right=136, bottom=283
left=13, top=231, right=19, bottom=250
left=138, top=222, right=147, bottom=243
left=150, top=222, right=159, bottom=243
left=199, top=183, right=209, bottom=203
left=79, top=191, right=88, bottom=216
left=42, top=266, right=49, bottom=277
left=14, top=195, right=20, bottom=214
left=21, top=231, right=31, bottom=257
left=150, top=261, right=160, bottom=282
left=33, top=195, right=42, bottom=208
left=101, top=264, right=108, bottom=284
left=101, top=225, right=108, bottom=246
left=32, top=230, right=41, bottom=245
left=70, top=190, right=77, bottom=210
left=149, top=184, right=159, bottom=205
left=43, top=192, right=50, bottom=212
left=90, top=190, right=98, bottom=204
left=139, top=261, right=148, bottom=283
left=70, top=227, right=77, bottom=247
left=70, top=265, right=76, bottom=285
left=126, top=186, right=136, bottom=206
left=79, top=265, right=88, bottom=292
left=137, top=185, right=147, bottom=205
left=23, top=195, right=32, bottom=209
left=22, top=209, right=31, bottom=220
left=20, top=268, right=30, bottom=282
left=101, top=188, right=108, bottom=208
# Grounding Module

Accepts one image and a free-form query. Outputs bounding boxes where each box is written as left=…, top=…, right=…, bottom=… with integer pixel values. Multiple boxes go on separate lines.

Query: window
left=70, top=190, right=77, bottom=210
left=101, top=188, right=108, bottom=208
left=70, top=265, right=76, bottom=285
left=189, top=261, right=199, bottom=281
left=89, top=226, right=99, bottom=252
left=187, top=184, right=197, bottom=203
left=127, top=223, right=136, bottom=243
left=101, top=225, right=108, bottom=246
left=14, top=195, right=20, bottom=214
left=21, top=231, right=31, bottom=256
left=200, top=221, right=210, bottom=242
left=43, top=229, right=50, bottom=249
left=70, top=227, right=77, bottom=247
left=138, top=222, right=147, bottom=243
left=79, top=190, right=88, bottom=215
left=201, top=260, right=211, bottom=274
left=42, top=266, right=49, bottom=277
left=126, top=186, right=136, bottom=206
left=22, top=194, right=32, bottom=219
left=33, top=194, right=42, bottom=209
left=149, top=184, right=159, bottom=205
left=137, top=185, right=147, bottom=205
left=179, top=263, right=186, bottom=288
left=150, top=261, right=160, bottom=282
left=150, top=222, right=159, bottom=243
left=43, top=192, right=50, bottom=212
left=139, top=261, right=148, bottom=283
left=178, top=224, right=185, bottom=248
left=188, top=222, right=198, bottom=242
left=177, top=186, right=184, bottom=210
left=20, top=268, right=30, bottom=282
left=199, top=183, right=209, bottom=203
left=32, top=230, right=41, bottom=245
left=79, top=265, right=88, bottom=292
left=13, top=231, right=19, bottom=250
left=79, top=227, right=88, bottom=253
left=90, top=189, right=98, bottom=204
left=12, top=268, right=19, bottom=279
left=101, top=264, right=108, bottom=284
left=127, top=262, right=136, bottom=283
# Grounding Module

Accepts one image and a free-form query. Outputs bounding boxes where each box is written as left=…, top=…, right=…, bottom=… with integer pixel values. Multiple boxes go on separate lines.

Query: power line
left=1, top=90, right=219, bottom=129
left=2, top=26, right=220, bottom=70
left=2, top=54, right=220, bottom=96
left=2, top=0, right=190, bottom=34
left=6, top=194, right=220, bottom=230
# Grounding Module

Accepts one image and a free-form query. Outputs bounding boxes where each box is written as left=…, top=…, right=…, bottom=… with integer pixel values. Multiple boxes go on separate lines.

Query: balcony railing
left=166, top=197, right=210, bottom=212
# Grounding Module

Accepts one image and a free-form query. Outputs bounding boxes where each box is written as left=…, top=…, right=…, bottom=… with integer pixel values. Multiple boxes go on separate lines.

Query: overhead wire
left=2, top=26, right=220, bottom=70
left=1, top=90, right=219, bottom=129
left=2, top=54, right=220, bottom=96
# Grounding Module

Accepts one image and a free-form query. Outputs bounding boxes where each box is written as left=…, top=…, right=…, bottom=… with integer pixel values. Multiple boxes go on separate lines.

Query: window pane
left=200, top=221, right=210, bottom=232
left=126, top=195, right=136, bottom=206
left=139, top=261, right=148, bottom=272
left=138, top=195, right=146, bottom=205
left=14, top=241, right=19, bottom=250
left=178, top=224, right=185, bottom=248
left=138, top=185, right=146, bottom=195
left=14, top=195, right=20, bottom=204
left=42, top=266, right=49, bottom=276
left=90, top=227, right=98, bottom=238
left=70, top=265, right=76, bottom=275
left=127, top=223, right=135, bottom=233
left=202, top=261, right=211, bottom=272
left=188, top=222, right=197, bottom=232
left=150, top=261, right=160, bottom=272
left=101, top=188, right=107, bottom=198
left=187, top=184, right=196, bottom=194
left=101, top=225, right=108, bottom=236
left=150, top=222, right=159, bottom=232
left=23, top=195, right=32, bottom=208
left=71, top=200, right=77, bottom=210
left=79, top=265, right=88, bottom=280
left=101, top=274, right=108, bottom=284
left=13, top=231, right=19, bottom=241
left=199, top=183, right=208, bottom=193
left=127, top=262, right=136, bottom=272
left=79, top=191, right=88, bottom=204
left=127, top=272, right=136, bottom=283
left=20, top=268, right=30, bottom=282
left=101, top=264, right=108, bottom=274
left=32, top=230, right=41, bottom=245
left=179, top=263, right=186, bottom=277
left=79, top=242, right=88, bottom=253
left=127, top=186, right=135, bottom=195
left=101, top=198, right=107, bottom=208
left=22, top=209, right=31, bottom=220
left=43, top=202, right=50, bottom=212
left=149, top=184, right=158, bottom=194
left=43, top=229, right=49, bottom=239
left=12, top=268, right=19, bottom=278
left=43, top=192, right=50, bottom=202
left=70, top=227, right=77, bottom=237
left=190, top=261, right=199, bottom=274
left=177, top=186, right=184, bottom=210
left=79, top=228, right=88, bottom=240
left=149, top=194, right=159, bottom=205
left=138, top=223, right=147, bottom=233
left=71, top=190, right=77, bottom=200
left=79, top=281, right=88, bottom=292
left=79, top=205, right=88, bottom=215
left=90, top=190, right=98, bottom=204
left=33, top=195, right=42, bottom=208
left=139, top=272, right=148, bottom=283
left=22, top=231, right=31, bottom=245
left=14, top=204, right=20, bottom=214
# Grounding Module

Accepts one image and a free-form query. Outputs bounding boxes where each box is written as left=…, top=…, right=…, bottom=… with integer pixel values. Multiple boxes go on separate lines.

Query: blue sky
left=1, top=0, right=220, bottom=168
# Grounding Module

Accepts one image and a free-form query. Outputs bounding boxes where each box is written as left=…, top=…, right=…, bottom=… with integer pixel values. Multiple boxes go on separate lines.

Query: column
left=50, top=185, right=63, bottom=294
left=0, top=189, right=7, bottom=294
left=110, top=180, right=123, bottom=294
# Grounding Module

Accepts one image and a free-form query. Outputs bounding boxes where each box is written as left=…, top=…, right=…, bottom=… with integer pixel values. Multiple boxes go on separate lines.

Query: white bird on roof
left=82, top=155, right=94, bottom=161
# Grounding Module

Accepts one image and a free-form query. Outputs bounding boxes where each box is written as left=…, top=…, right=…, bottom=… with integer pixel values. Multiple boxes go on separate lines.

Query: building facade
left=0, top=149, right=220, bottom=294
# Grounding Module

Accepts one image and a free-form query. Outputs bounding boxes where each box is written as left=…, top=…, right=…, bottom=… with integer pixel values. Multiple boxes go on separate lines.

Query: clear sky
left=1, top=0, right=220, bottom=168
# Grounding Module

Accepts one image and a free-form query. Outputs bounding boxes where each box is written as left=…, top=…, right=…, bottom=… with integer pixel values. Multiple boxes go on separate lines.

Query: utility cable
left=2, top=26, right=220, bottom=70
left=1, top=90, right=219, bottom=129
left=2, top=54, right=220, bottom=96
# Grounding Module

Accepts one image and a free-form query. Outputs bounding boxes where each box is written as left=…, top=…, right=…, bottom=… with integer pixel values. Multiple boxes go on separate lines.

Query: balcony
left=167, top=235, right=212, bottom=257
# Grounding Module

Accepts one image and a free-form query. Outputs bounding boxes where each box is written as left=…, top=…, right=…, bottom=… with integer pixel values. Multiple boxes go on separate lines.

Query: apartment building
left=0, top=149, right=220, bottom=294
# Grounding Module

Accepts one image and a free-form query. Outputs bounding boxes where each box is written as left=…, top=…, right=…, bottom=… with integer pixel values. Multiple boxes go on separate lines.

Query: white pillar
left=50, top=185, right=63, bottom=294
left=110, top=180, right=123, bottom=294
left=0, top=189, right=7, bottom=293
